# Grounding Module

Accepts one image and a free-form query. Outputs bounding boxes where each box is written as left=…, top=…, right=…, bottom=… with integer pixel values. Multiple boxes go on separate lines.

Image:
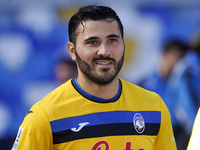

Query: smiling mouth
left=96, top=61, right=112, bottom=65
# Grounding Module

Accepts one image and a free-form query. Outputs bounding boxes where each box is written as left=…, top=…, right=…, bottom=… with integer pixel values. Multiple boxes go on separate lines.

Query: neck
left=76, top=75, right=119, bottom=99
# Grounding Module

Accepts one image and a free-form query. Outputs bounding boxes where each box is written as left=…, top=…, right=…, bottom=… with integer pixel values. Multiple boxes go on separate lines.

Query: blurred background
left=0, top=0, right=200, bottom=150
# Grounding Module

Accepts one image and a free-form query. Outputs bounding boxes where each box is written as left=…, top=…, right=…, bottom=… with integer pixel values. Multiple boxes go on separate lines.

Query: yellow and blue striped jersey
left=12, top=78, right=177, bottom=150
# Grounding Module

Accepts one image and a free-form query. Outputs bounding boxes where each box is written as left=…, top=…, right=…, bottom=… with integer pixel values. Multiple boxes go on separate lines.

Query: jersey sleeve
left=187, top=107, right=200, bottom=150
left=154, top=97, right=177, bottom=150
left=11, top=104, right=53, bottom=150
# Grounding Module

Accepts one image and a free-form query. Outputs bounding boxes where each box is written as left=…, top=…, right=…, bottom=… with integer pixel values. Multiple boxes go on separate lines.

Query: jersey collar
left=71, top=77, right=122, bottom=103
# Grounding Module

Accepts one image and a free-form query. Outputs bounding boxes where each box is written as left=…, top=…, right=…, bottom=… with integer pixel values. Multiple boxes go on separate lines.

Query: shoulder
left=29, top=79, right=76, bottom=121
left=121, top=78, right=161, bottom=99
left=120, top=78, right=164, bottom=110
left=20, top=104, right=50, bottom=131
left=37, top=79, right=75, bottom=105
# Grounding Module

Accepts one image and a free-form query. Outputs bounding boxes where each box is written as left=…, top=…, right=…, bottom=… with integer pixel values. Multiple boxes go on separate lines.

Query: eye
left=109, top=38, right=117, bottom=43
left=87, top=40, right=98, bottom=45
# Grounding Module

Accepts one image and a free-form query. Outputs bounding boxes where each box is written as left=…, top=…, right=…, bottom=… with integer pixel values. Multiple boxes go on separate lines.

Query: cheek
left=113, top=47, right=124, bottom=60
left=78, top=45, right=97, bottom=60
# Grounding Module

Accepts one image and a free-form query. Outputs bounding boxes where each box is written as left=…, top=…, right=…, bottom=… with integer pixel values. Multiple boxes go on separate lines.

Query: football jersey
left=12, top=78, right=177, bottom=150
left=187, top=107, right=200, bottom=150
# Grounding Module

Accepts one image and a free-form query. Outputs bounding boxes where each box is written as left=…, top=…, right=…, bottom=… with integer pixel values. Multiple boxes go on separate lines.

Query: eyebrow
left=84, top=34, right=120, bottom=43
left=106, top=34, right=120, bottom=38
left=84, top=36, right=99, bottom=43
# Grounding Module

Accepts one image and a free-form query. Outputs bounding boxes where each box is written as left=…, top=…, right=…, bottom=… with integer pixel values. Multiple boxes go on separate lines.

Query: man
left=12, top=5, right=177, bottom=150
left=171, top=32, right=200, bottom=150
left=137, top=40, right=189, bottom=111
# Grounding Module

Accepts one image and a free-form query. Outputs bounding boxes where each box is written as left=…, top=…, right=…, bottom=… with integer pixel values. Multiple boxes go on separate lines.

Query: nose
left=97, top=42, right=111, bottom=57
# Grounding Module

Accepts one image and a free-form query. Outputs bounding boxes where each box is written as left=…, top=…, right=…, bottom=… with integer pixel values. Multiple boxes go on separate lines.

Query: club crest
left=133, top=113, right=145, bottom=134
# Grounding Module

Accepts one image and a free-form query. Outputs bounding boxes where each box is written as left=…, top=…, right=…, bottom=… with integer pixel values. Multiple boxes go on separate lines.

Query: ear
left=67, top=42, right=76, bottom=61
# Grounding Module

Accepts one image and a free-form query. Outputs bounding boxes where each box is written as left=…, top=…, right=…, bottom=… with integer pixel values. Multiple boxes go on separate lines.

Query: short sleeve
left=11, top=104, right=53, bottom=150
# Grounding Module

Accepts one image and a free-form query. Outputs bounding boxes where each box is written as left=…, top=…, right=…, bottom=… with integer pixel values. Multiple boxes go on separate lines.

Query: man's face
left=73, top=20, right=124, bottom=85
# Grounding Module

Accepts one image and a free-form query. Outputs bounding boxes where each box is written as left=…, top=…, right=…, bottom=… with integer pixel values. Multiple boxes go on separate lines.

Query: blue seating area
left=0, top=5, right=69, bottom=148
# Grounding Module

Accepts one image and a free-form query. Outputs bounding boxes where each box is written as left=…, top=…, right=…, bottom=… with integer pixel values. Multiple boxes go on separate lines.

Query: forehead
left=76, top=20, right=121, bottom=39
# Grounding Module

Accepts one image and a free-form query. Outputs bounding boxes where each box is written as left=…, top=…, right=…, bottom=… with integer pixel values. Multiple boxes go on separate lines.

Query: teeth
left=97, top=62, right=110, bottom=65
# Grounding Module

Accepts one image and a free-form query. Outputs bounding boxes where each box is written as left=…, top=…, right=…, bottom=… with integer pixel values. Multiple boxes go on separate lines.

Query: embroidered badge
left=133, top=113, right=145, bottom=134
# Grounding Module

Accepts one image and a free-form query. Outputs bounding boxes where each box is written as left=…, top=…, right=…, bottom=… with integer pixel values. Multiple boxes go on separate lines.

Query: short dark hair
left=163, top=39, right=189, bottom=54
left=68, top=5, right=124, bottom=45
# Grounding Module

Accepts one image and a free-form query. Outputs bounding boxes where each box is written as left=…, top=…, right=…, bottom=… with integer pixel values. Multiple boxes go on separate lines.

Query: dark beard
left=75, top=50, right=124, bottom=85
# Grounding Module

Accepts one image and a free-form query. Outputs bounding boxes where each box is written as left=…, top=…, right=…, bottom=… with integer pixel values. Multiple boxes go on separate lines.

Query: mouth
left=94, top=61, right=113, bottom=70
left=95, top=61, right=112, bottom=65
left=93, top=57, right=116, bottom=69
